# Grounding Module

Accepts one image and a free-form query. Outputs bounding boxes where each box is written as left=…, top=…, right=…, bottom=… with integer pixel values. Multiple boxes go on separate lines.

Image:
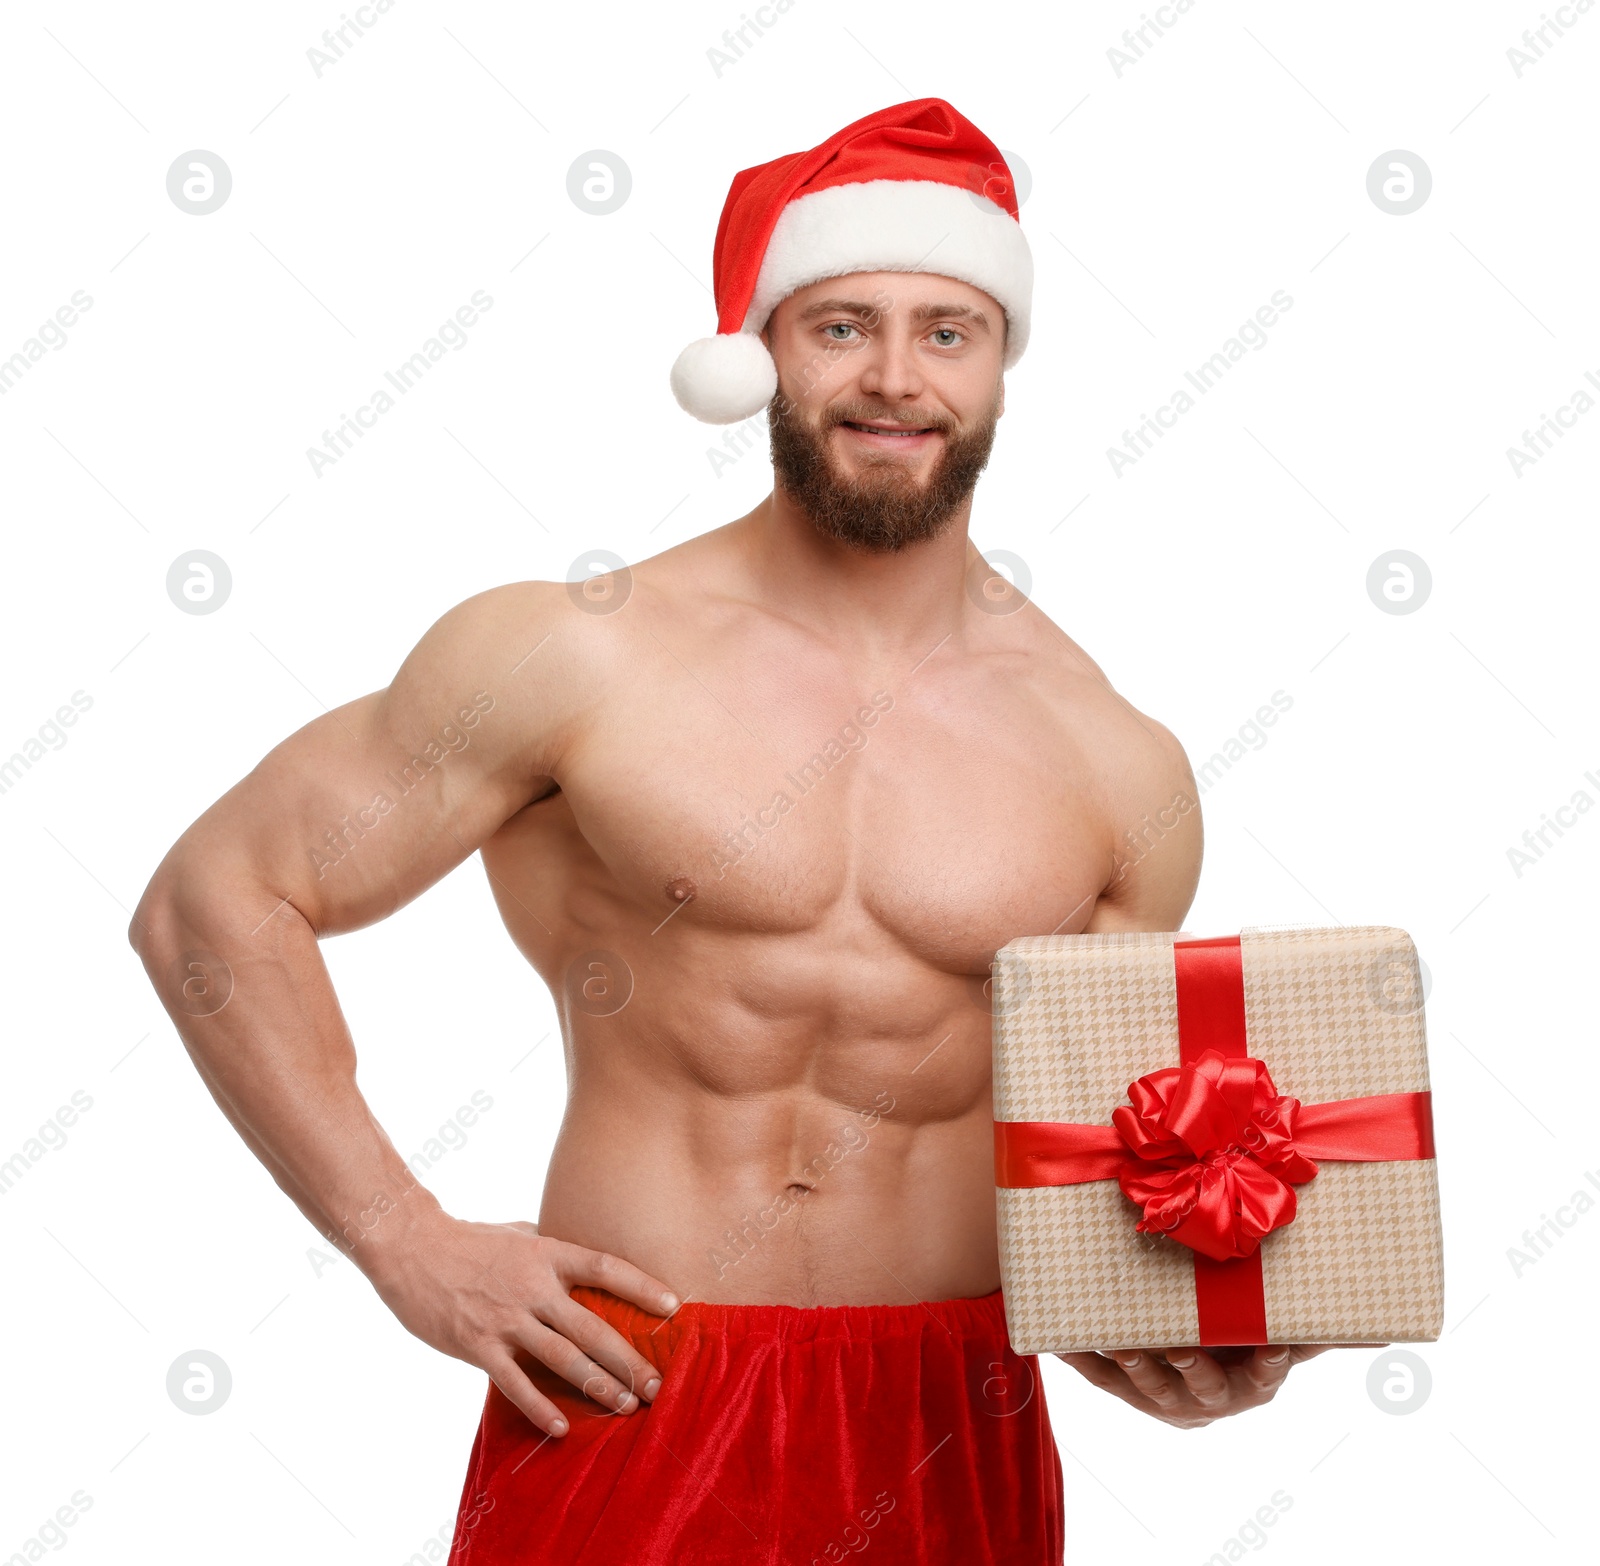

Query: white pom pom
left=669, top=332, right=777, bottom=424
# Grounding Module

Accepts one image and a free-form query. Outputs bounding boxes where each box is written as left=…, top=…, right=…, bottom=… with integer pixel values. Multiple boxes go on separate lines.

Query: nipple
left=664, top=876, right=698, bottom=904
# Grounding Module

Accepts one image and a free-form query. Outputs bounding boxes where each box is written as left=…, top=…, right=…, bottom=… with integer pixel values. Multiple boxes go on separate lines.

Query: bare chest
left=491, top=652, right=1115, bottom=976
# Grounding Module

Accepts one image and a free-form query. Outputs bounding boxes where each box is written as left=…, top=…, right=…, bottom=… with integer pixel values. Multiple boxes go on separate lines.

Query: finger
left=1240, top=1345, right=1295, bottom=1394
left=1112, top=1350, right=1183, bottom=1409
left=547, top=1297, right=664, bottom=1402
left=1056, top=1352, right=1157, bottom=1411
left=561, top=1245, right=680, bottom=1317
left=1056, top=1352, right=1126, bottom=1391
left=1161, top=1349, right=1231, bottom=1407
left=514, top=1317, right=642, bottom=1414
left=482, top=1350, right=572, bottom=1439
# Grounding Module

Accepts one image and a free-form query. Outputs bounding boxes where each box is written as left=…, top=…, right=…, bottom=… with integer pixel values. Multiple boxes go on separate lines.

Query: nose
left=854, top=331, right=925, bottom=403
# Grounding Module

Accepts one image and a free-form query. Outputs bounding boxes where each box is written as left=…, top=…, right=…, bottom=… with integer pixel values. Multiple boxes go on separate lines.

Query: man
left=130, top=100, right=1322, bottom=1564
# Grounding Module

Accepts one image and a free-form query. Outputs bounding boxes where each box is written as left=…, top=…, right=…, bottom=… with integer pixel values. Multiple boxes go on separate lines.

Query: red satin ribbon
left=993, top=1091, right=1436, bottom=1187
left=994, top=936, right=1436, bottom=1345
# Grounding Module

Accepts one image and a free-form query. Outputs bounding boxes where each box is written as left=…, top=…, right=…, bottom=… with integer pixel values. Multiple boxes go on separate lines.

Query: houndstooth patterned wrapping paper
left=992, top=926, right=1445, bottom=1353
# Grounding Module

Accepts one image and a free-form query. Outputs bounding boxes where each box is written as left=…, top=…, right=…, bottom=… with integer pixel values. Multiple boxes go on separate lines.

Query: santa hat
left=670, top=97, right=1033, bottom=424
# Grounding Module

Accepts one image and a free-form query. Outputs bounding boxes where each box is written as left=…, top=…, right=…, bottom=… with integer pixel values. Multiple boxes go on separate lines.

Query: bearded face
left=766, top=389, right=1002, bottom=554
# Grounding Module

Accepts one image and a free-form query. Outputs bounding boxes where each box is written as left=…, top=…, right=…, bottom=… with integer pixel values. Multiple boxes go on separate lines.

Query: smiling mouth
left=839, top=420, right=939, bottom=438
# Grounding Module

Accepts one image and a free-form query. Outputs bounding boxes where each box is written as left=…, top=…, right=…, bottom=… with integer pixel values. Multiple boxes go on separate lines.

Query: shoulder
left=407, top=578, right=592, bottom=651
left=1089, top=690, right=1202, bottom=931
left=1015, top=608, right=1187, bottom=779
left=406, top=575, right=666, bottom=671
left=421, top=527, right=749, bottom=688
left=381, top=579, right=627, bottom=779
left=1008, top=604, right=1202, bottom=929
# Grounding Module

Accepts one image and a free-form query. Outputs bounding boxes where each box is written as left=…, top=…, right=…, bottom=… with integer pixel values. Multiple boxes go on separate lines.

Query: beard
left=767, top=390, right=1001, bottom=554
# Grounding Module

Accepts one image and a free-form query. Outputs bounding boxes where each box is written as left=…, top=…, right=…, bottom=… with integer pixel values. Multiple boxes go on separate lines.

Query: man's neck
left=734, top=485, right=982, bottom=665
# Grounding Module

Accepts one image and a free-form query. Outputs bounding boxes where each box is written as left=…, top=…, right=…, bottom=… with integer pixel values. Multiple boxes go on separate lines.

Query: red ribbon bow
left=1112, top=1049, right=1319, bottom=1262
left=993, top=936, right=1437, bottom=1344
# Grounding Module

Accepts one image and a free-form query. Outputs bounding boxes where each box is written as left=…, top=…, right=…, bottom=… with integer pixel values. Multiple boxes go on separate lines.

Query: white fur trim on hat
left=669, top=330, right=778, bottom=424
left=741, top=179, right=1033, bottom=367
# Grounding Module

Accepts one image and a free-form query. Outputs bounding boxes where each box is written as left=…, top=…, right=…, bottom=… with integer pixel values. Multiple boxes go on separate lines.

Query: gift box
left=991, top=926, right=1444, bottom=1353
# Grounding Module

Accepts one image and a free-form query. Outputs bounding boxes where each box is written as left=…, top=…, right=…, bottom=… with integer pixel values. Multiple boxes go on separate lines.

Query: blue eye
left=825, top=322, right=857, bottom=339
left=932, top=328, right=961, bottom=346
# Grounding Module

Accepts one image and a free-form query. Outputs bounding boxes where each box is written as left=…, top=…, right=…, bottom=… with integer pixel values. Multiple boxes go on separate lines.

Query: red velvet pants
left=447, top=1285, right=1064, bottom=1564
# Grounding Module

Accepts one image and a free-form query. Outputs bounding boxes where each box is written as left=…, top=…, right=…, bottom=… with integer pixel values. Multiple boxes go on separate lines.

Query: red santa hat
left=670, top=97, right=1033, bottom=424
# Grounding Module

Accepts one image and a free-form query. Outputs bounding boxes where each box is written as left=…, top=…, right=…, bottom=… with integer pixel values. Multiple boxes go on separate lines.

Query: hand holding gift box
left=991, top=926, right=1444, bottom=1356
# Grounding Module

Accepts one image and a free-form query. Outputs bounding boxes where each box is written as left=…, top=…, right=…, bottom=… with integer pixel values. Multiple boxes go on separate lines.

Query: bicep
left=1083, top=725, right=1204, bottom=935
left=153, top=584, right=571, bottom=937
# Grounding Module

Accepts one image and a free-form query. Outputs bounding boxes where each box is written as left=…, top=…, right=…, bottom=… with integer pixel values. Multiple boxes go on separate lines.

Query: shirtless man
left=129, top=100, right=1322, bottom=1564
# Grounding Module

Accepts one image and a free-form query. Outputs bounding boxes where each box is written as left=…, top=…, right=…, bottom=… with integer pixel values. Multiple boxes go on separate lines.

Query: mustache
left=823, top=402, right=958, bottom=435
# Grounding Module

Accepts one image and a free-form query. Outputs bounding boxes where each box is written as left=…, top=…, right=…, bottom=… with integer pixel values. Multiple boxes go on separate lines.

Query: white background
left=2, top=1, right=1595, bottom=1562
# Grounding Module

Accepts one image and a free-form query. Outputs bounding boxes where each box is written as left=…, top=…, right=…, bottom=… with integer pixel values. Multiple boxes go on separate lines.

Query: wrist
left=325, top=1181, right=451, bottom=1284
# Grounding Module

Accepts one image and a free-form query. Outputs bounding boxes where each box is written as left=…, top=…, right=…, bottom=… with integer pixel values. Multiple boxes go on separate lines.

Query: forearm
left=130, top=861, right=445, bottom=1281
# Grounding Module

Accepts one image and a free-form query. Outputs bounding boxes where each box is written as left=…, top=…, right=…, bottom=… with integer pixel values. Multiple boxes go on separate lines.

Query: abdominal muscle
left=483, top=791, right=1026, bottom=1308
left=533, top=1020, right=1004, bottom=1308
